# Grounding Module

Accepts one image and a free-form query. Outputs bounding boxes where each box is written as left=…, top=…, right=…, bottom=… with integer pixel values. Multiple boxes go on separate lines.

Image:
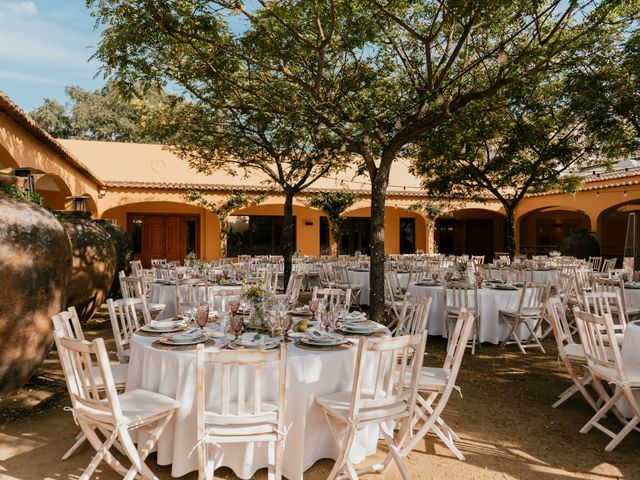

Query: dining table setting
left=125, top=292, right=390, bottom=479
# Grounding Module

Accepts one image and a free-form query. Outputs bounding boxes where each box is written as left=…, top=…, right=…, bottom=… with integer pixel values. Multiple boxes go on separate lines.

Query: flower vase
left=248, top=301, right=265, bottom=329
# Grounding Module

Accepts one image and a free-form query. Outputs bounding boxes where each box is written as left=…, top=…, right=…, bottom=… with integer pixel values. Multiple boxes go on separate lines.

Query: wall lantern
left=304, top=221, right=313, bottom=226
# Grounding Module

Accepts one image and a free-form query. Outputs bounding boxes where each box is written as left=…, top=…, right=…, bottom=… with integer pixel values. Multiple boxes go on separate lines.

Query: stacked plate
left=340, top=311, right=367, bottom=322
left=229, top=334, right=279, bottom=350
left=159, top=329, right=208, bottom=345
left=300, top=329, right=347, bottom=347
left=341, top=321, right=382, bottom=335
left=140, top=320, right=185, bottom=334
left=293, top=306, right=313, bottom=316
left=493, top=283, right=518, bottom=290
left=626, top=281, right=640, bottom=289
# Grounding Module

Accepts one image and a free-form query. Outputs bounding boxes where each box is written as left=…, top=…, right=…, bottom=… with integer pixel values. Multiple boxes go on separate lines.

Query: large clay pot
left=0, top=191, right=72, bottom=396
left=96, top=220, right=134, bottom=298
left=60, top=211, right=116, bottom=323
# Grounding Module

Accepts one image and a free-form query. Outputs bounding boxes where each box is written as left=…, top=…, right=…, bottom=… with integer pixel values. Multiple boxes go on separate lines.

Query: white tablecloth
left=150, top=283, right=243, bottom=319
left=406, top=283, right=536, bottom=344
left=617, top=321, right=640, bottom=417
left=348, top=270, right=410, bottom=305
left=623, top=287, right=640, bottom=311
left=126, top=335, right=384, bottom=479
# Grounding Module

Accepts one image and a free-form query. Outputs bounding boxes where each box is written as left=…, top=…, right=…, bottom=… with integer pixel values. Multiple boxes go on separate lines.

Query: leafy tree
left=308, top=191, right=359, bottom=255
left=568, top=30, right=640, bottom=153
left=148, top=99, right=349, bottom=285
left=30, top=81, right=170, bottom=142
left=412, top=78, right=604, bottom=256
left=407, top=200, right=458, bottom=253
left=89, top=0, right=635, bottom=321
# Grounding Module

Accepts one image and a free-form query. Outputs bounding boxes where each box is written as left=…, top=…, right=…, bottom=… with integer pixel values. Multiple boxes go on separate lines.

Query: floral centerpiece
left=243, top=281, right=274, bottom=330
left=455, top=259, right=469, bottom=281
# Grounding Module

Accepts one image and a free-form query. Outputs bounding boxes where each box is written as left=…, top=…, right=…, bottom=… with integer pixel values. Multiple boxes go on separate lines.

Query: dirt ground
left=1, top=309, right=639, bottom=480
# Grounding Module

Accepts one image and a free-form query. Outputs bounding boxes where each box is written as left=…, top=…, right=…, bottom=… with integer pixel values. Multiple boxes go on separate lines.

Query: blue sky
left=0, top=1, right=257, bottom=113
left=0, top=1, right=104, bottom=112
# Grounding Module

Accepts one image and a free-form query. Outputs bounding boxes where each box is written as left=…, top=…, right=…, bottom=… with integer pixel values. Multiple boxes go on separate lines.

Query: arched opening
left=598, top=201, right=640, bottom=258
left=435, top=208, right=505, bottom=261
left=519, top=207, right=591, bottom=255
left=229, top=203, right=326, bottom=257
left=102, top=200, right=218, bottom=266
left=0, top=143, right=19, bottom=170
left=34, top=174, right=72, bottom=210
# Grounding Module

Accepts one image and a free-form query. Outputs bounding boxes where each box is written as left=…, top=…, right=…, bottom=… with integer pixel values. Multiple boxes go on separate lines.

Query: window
left=400, top=217, right=416, bottom=254
left=186, top=219, right=197, bottom=254
left=131, top=219, right=143, bottom=255
left=320, top=216, right=330, bottom=255
left=340, top=217, right=371, bottom=255
left=227, top=215, right=296, bottom=256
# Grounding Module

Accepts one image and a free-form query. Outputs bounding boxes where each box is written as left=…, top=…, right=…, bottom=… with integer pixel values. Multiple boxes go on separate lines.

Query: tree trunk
left=282, top=190, right=295, bottom=291
left=369, top=169, right=389, bottom=323
left=504, top=207, right=516, bottom=257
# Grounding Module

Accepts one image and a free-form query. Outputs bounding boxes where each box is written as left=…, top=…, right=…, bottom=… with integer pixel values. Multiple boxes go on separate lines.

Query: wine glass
left=280, top=313, right=293, bottom=342
left=321, top=311, right=332, bottom=332
left=195, top=302, right=209, bottom=330
left=230, top=315, right=243, bottom=340
left=229, top=299, right=240, bottom=315
left=308, top=299, right=318, bottom=320
left=432, top=271, right=439, bottom=283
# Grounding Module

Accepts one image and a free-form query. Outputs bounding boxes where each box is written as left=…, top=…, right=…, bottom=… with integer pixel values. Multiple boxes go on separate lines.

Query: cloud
left=0, top=1, right=38, bottom=17
left=0, top=69, right=63, bottom=85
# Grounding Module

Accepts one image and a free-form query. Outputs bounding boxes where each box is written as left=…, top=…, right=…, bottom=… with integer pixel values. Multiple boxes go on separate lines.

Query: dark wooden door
left=127, top=214, right=200, bottom=267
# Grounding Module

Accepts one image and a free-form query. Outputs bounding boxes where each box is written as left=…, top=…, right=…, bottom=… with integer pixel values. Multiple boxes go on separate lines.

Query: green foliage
left=560, top=229, right=600, bottom=259
left=1, top=183, right=44, bottom=206
left=308, top=192, right=359, bottom=253
left=29, top=81, right=172, bottom=142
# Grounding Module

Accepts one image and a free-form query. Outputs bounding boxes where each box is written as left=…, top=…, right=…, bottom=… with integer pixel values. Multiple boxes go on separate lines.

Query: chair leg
left=267, top=440, right=275, bottom=480
left=379, top=422, right=411, bottom=479
left=324, top=412, right=357, bottom=480
left=61, top=430, right=87, bottom=460
left=79, top=422, right=129, bottom=479
left=401, top=389, right=454, bottom=456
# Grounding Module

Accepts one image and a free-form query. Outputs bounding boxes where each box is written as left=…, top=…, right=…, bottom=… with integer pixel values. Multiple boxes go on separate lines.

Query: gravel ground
left=1, top=308, right=638, bottom=480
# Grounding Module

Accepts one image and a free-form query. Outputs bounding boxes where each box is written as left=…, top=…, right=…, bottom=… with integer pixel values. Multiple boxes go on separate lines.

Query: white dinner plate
left=300, top=337, right=348, bottom=347
left=141, top=321, right=185, bottom=333
left=159, top=334, right=208, bottom=345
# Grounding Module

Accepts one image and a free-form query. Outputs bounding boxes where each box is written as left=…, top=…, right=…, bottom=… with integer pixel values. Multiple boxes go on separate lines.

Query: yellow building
left=2, top=90, right=639, bottom=266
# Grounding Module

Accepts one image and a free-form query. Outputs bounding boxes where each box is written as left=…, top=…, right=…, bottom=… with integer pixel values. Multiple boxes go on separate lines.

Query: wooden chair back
left=545, top=297, right=576, bottom=358
left=175, top=277, right=208, bottom=315
left=52, top=306, right=84, bottom=341
left=195, top=344, right=287, bottom=433
left=312, top=287, right=351, bottom=311
left=444, top=281, right=479, bottom=317
left=107, top=298, right=146, bottom=362
left=396, top=295, right=431, bottom=336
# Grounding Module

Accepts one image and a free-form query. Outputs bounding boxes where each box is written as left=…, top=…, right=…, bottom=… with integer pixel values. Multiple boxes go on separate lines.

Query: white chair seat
left=564, top=343, right=586, bottom=359
left=499, top=307, right=543, bottom=317
left=90, top=363, right=128, bottom=387
left=396, top=366, right=450, bottom=391
left=316, top=390, right=407, bottom=423
left=205, top=404, right=278, bottom=436
left=78, top=389, right=179, bottom=425
left=592, top=362, right=640, bottom=387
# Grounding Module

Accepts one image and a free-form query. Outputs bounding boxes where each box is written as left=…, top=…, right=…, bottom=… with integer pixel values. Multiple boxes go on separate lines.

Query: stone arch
left=35, top=174, right=72, bottom=210
left=518, top=206, right=591, bottom=255
left=435, top=208, right=506, bottom=261
left=597, top=199, right=640, bottom=257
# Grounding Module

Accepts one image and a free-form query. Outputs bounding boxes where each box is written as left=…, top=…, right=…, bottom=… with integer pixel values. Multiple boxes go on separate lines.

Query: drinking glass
left=230, top=315, right=243, bottom=339
left=229, top=299, right=240, bottom=315
left=432, top=272, right=439, bottom=282
left=321, top=311, right=332, bottom=332
left=281, top=313, right=293, bottom=342
left=308, top=299, right=318, bottom=320
left=195, top=302, right=209, bottom=330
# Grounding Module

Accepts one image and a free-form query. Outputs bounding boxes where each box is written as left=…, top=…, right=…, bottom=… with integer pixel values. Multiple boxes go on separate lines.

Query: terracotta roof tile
left=0, top=91, right=103, bottom=186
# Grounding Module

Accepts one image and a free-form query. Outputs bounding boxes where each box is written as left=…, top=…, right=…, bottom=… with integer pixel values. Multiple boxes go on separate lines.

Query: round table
left=406, top=283, right=536, bottom=344
left=149, top=283, right=243, bottom=319
left=348, top=270, right=410, bottom=306
left=126, top=333, right=387, bottom=479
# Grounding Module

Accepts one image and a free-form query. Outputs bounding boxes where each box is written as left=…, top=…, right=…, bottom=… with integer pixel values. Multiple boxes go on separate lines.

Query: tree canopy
left=89, top=0, right=638, bottom=319
left=30, top=81, right=170, bottom=142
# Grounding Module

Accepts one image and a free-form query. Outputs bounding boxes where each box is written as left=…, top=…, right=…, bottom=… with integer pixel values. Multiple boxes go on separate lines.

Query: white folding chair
left=52, top=307, right=128, bottom=461
left=544, top=298, right=597, bottom=410
left=119, top=272, right=166, bottom=319
left=195, top=343, right=288, bottom=479
left=573, top=309, right=640, bottom=451
left=209, top=287, right=242, bottom=313
left=316, top=332, right=427, bottom=479
left=311, top=286, right=352, bottom=312
left=444, top=281, right=481, bottom=355
left=594, top=277, right=640, bottom=322
left=588, top=256, right=603, bottom=272
left=175, top=277, right=209, bottom=316
left=333, top=264, right=363, bottom=310
left=401, top=310, right=475, bottom=460
left=54, top=333, right=179, bottom=479
left=385, top=271, right=409, bottom=330
left=499, top=282, right=549, bottom=354
left=395, top=295, right=431, bottom=337
left=106, top=297, right=149, bottom=364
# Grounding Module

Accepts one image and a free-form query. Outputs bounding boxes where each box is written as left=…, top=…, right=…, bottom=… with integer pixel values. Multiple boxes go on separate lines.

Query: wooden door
left=127, top=214, right=200, bottom=267
left=164, top=217, right=184, bottom=263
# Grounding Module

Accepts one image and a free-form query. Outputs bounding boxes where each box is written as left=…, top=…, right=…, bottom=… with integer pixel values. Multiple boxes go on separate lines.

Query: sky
left=0, top=0, right=105, bottom=113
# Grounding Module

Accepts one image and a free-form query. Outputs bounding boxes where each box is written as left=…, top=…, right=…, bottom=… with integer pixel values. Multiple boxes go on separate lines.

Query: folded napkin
left=305, top=329, right=341, bottom=341
left=345, top=311, right=366, bottom=320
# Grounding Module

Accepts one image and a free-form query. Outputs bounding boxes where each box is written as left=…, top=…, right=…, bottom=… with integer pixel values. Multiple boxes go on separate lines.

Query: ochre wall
left=101, top=201, right=220, bottom=260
